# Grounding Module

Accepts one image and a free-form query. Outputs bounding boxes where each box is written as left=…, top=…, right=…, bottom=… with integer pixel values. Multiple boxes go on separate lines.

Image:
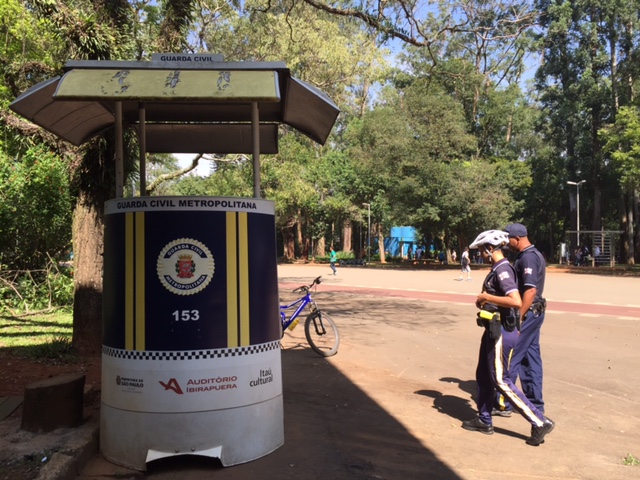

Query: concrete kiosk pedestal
left=101, top=196, right=283, bottom=470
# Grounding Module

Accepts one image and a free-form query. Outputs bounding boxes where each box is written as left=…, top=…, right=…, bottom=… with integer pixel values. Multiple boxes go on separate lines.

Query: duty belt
left=527, top=298, right=546, bottom=316
left=476, top=310, right=519, bottom=335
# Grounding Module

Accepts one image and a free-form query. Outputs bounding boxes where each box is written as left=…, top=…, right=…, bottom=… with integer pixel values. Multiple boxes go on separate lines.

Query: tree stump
left=21, top=373, right=86, bottom=433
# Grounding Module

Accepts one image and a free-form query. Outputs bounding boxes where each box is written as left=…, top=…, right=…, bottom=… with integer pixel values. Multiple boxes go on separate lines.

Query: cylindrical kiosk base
left=101, top=196, right=283, bottom=470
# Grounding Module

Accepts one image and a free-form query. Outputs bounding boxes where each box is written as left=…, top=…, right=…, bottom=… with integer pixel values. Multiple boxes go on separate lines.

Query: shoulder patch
left=498, top=271, right=511, bottom=281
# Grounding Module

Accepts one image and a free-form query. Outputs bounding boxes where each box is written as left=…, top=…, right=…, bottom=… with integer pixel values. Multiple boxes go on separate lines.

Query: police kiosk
left=10, top=54, right=339, bottom=470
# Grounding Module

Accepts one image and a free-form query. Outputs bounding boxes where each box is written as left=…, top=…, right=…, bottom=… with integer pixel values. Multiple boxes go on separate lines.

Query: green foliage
left=623, top=453, right=640, bottom=466
left=0, top=261, right=74, bottom=315
left=169, top=160, right=253, bottom=198
left=0, top=145, right=72, bottom=270
left=315, top=250, right=355, bottom=262
left=0, top=0, right=61, bottom=103
left=29, top=0, right=130, bottom=60
left=261, top=136, right=319, bottom=222
left=198, top=0, right=390, bottom=114
left=5, top=0, right=630, bottom=268
left=533, top=0, right=629, bottom=242
left=600, top=106, right=640, bottom=190
left=349, top=77, right=526, bottom=247
left=435, top=158, right=529, bottom=242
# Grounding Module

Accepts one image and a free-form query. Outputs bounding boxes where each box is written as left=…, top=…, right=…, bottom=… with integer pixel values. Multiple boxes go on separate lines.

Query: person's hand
left=476, top=293, right=487, bottom=309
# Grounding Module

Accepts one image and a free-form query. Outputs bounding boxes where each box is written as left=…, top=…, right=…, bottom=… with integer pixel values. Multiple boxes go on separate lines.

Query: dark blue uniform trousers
left=476, top=328, right=545, bottom=427
left=503, top=311, right=545, bottom=413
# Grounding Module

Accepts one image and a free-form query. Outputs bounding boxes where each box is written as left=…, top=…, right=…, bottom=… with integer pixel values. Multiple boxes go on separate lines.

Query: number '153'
left=172, top=310, right=200, bottom=321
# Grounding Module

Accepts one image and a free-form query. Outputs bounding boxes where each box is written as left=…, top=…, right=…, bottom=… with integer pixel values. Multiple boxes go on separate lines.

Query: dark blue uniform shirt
left=514, top=245, right=546, bottom=303
left=482, top=258, right=518, bottom=319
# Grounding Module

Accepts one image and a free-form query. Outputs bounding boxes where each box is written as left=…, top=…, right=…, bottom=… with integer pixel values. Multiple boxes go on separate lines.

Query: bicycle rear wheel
left=304, top=311, right=339, bottom=357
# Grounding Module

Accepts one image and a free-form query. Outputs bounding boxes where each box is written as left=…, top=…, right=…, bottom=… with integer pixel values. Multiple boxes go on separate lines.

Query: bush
left=315, top=250, right=357, bottom=262
left=386, top=255, right=405, bottom=263
left=0, top=258, right=74, bottom=315
left=0, top=145, right=72, bottom=270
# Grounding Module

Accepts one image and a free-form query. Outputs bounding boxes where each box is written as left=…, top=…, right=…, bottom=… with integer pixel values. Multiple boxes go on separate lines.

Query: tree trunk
left=295, top=214, right=304, bottom=259
left=70, top=134, right=118, bottom=356
left=330, top=222, right=337, bottom=250
left=377, top=226, right=386, bottom=264
left=301, top=234, right=310, bottom=260
left=626, top=203, right=634, bottom=265
left=343, top=219, right=352, bottom=253
left=316, top=236, right=326, bottom=258
left=609, top=26, right=619, bottom=115
left=620, top=191, right=631, bottom=263
left=626, top=21, right=635, bottom=102
left=360, top=78, right=370, bottom=118
left=629, top=189, right=636, bottom=265
left=282, top=226, right=295, bottom=261
left=441, top=233, right=450, bottom=264
left=72, top=189, right=107, bottom=356
left=592, top=186, right=602, bottom=231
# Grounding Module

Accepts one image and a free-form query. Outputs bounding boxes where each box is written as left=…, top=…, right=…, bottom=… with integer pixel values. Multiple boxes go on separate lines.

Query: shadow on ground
left=415, top=376, right=477, bottom=422
left=134, top=347, right=463, bottom=479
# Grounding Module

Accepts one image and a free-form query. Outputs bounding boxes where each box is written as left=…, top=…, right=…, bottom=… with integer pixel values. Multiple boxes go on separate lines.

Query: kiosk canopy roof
left=10, top=59, right=340, bottom=153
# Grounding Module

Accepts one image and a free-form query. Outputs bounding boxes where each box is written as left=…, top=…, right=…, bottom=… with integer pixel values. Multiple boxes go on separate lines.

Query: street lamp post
left=567, top=179, right=586, bottom=251
left=362, top=203, right=371, bottom=263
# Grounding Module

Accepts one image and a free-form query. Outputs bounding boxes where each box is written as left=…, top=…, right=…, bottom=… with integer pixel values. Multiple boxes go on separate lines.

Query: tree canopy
left=4, top=0, right=640, bottom=351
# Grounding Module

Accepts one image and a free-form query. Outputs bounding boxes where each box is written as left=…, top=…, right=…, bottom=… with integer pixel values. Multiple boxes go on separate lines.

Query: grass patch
left=30, top=335, right=75, bottom=360
left=0, top=311, right=75, bottom=360
left=623, top=453, right=640, bottom=466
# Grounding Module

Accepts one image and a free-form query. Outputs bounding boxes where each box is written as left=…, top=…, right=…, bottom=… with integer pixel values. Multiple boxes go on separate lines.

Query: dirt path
left=68, top=265, right=640, bottom=479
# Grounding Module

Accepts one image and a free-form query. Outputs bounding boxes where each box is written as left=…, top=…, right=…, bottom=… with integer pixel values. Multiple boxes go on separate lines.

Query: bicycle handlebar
left=291, top=276, right=322, bottom=293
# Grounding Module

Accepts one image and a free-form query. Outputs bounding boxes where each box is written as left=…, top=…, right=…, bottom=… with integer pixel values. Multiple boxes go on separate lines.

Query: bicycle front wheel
left=304, top=311, right=340, bottom=357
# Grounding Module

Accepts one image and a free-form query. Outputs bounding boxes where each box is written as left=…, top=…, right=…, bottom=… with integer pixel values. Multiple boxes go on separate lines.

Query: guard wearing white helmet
left=461, top=229, right=554, bottom=446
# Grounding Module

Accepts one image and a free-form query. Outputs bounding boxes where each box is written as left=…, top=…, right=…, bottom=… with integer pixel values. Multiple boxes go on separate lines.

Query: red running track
left=279, top=282, right=640, bottom=319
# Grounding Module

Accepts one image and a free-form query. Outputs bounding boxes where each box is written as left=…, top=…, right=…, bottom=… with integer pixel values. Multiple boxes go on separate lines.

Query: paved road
left=280, top=264, right=640, bottom=318
left=280, top=266, right=640, bottom=320
left=78, top=264, right=640, bottom=480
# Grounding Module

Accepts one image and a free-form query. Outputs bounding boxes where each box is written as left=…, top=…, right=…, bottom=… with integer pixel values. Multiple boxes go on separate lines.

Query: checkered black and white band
left=102, top=341, right=280, bottom=360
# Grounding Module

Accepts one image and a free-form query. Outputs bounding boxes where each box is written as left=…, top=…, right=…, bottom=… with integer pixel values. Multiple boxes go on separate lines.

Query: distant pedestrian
left=580, top=245, right=589, bottom=266
left=452, top=249, right=457, bottom=263
left=458, top=247, right=471, bottom=281
left=330, top=247, right=338, bottom=275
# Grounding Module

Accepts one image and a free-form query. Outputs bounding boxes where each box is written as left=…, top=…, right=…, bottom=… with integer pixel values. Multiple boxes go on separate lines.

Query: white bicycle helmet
left=469, top=230, right=509, bottom=249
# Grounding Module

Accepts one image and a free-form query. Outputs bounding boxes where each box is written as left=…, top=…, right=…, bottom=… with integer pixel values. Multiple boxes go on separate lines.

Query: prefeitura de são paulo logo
left=157, top=238, right=215, bottom=295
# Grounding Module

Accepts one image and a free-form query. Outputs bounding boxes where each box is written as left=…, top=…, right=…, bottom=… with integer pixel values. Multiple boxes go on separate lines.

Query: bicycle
left=280, top=276, right=340, bottom=357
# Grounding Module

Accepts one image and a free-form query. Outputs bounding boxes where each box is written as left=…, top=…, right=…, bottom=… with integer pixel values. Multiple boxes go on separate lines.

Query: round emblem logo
left=157, top=238, right=215, bottom=295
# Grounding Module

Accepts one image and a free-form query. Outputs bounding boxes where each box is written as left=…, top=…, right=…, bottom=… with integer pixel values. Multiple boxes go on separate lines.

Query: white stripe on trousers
left=494, top=335, right=543, bottom=427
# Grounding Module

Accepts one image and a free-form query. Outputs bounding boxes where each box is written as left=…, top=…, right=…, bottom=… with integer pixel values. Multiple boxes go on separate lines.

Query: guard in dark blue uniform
left=503, top=223, right=547, bottom=414
left=461, top=230, right=554, bottom=446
